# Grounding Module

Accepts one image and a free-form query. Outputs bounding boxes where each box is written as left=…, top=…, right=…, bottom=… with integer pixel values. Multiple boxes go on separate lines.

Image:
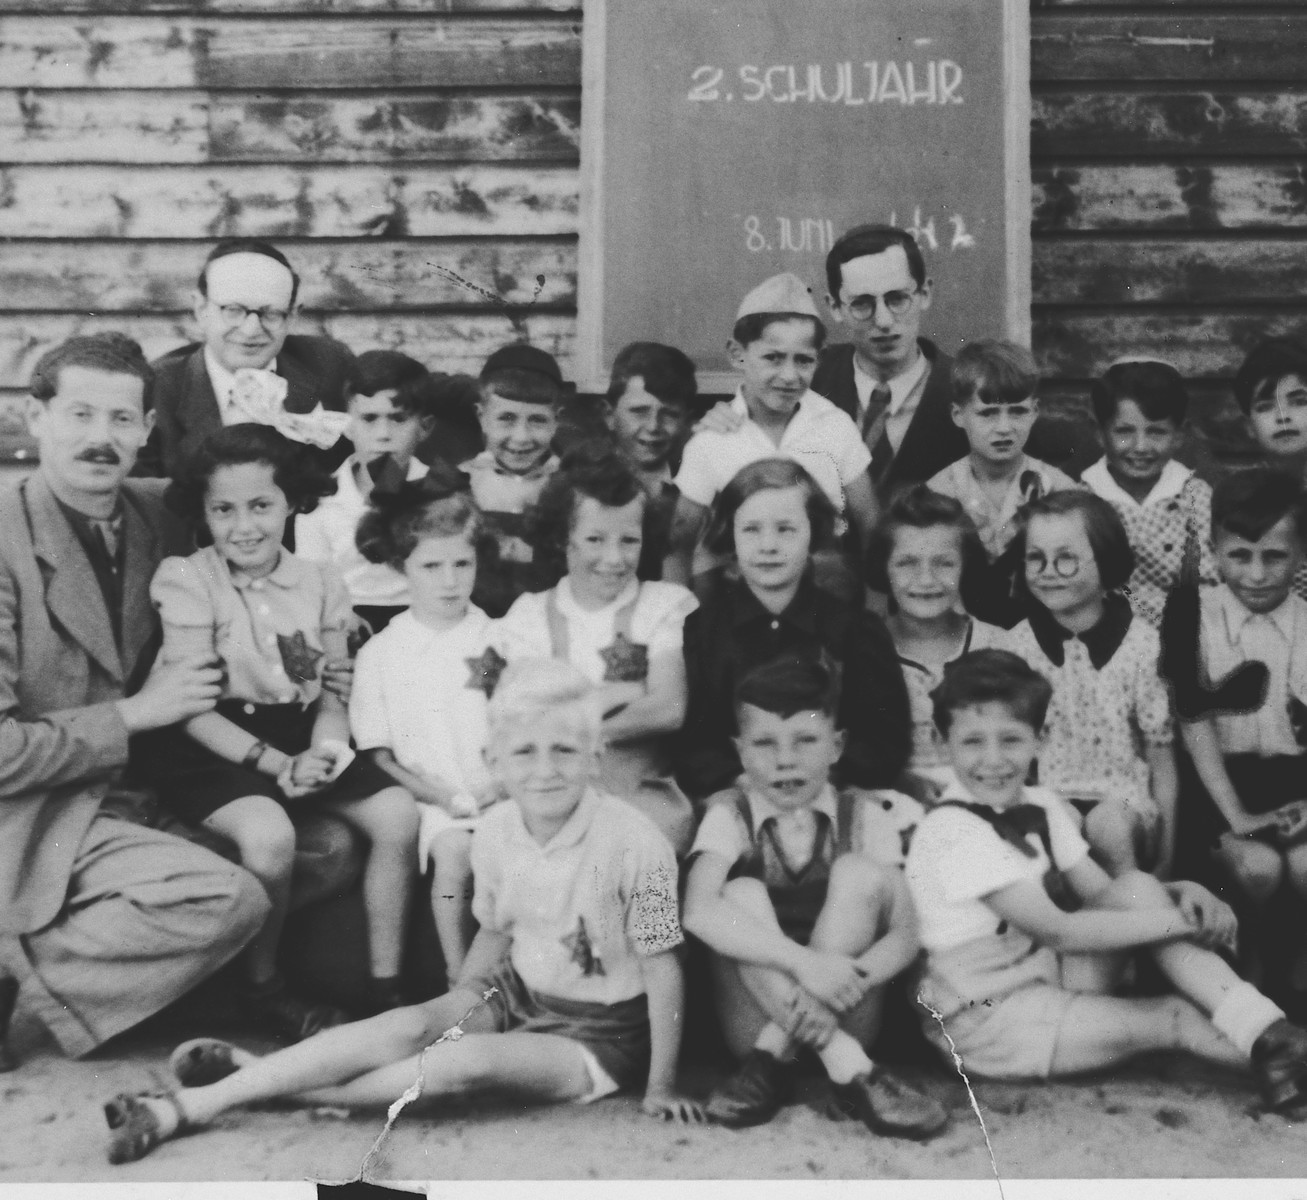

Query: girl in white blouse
left=497, top=445, right=698, bottom=853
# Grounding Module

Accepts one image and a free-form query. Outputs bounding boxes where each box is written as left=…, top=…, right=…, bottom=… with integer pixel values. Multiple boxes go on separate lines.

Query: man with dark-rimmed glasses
left=136, top=238, right=356, bottom=478
left=814, top=223, right=970, bottom=499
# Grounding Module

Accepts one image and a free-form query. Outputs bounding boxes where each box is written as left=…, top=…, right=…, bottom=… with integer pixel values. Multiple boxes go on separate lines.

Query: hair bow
left=227, top=368, right=350, bottom=451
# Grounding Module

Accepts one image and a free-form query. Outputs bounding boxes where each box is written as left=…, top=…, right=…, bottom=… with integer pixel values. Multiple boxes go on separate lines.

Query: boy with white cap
left=664, top=273, right=879, bottom=594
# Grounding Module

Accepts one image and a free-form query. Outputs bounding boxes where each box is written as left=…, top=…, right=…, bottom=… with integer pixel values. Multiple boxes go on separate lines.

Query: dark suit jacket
left=137, top=334, right=356, bottom=479
left=811, top=337, right=969, bottom=497
left=0, top=475, right=188, bottom=933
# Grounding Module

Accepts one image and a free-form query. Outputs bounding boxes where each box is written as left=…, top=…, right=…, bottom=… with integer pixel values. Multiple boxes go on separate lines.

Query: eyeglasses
left=214, top=303, right=291, bottom=331
left=845, top=289, right=919, bottom=320
left=1024, top=550, right=1083, bottom=579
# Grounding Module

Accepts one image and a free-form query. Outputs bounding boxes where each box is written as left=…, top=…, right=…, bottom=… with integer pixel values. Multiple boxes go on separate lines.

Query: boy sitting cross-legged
left=682, top=654, right=947, bottom=1139
left=906, top=649, right=1307, bottom=1108
left=102, top=658, right=701, bottom=1165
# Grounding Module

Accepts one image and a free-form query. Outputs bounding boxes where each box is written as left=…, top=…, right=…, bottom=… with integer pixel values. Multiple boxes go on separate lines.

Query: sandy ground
left=3, top=1008, right=1307, bottom=1185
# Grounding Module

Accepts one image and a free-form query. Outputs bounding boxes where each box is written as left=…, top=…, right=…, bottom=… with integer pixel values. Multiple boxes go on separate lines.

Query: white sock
left=817, top=1030, right=874, bottom=1084
left=1210, top=982, right=1285, bottom=1057
left=754, top=1022, right=792, bottom=1060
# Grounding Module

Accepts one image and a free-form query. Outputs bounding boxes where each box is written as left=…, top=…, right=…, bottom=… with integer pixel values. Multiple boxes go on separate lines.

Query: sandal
left=170, top=1038, right=243, bottom=1089
left=104, top=1091, right=189, bottom=1165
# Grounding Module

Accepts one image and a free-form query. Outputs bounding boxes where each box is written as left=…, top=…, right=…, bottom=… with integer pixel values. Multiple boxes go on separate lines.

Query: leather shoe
left=705, top=1049, right=798, bottom=1128
left=1251, top=1018, right=1307, bottom=1110
left=829, top=1068, right=949, bottom=1140
left=241, top=978, right=347, bottom=1043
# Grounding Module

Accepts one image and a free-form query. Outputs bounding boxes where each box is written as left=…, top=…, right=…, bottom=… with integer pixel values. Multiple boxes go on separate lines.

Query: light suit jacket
left=0, top=474, right=182, bottom=934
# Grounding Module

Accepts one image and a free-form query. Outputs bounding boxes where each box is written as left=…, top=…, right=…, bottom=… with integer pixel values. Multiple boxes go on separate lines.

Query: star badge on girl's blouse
left=598, top=633, right=648, bottom=682
left=465, top=646, right=508, bottom=696
left=276, top=631, right=322, bottom=683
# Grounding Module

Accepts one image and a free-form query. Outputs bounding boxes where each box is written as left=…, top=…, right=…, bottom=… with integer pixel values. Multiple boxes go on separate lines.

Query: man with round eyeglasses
left=137, top=239, right=356, bottom=478
left=813, top=223, right=970, bottom=500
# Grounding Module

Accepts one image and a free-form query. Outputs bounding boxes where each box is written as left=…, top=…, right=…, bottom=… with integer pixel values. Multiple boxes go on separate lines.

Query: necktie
left=861, top=384, right=894, bottom=479
left=88, top=515, right=121, bottom=576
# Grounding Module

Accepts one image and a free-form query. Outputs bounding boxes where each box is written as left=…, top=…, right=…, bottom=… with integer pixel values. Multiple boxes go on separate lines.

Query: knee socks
left=1210, top=981, right=1285, bottom=1056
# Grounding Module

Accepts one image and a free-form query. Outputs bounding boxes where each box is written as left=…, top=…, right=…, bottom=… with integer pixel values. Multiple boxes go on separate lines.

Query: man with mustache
left=136, top=239, right=355, bottom=479
left=0, top=334, right=284, bottom=1064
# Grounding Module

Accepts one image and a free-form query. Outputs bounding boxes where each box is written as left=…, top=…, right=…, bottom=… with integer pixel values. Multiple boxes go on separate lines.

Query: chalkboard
left=576, top=0, right=1031, bottom=393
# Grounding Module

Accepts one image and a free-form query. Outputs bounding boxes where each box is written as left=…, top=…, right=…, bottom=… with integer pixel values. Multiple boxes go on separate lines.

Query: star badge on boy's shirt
left=465, top=646, right=508, bottom=697
left=277, top=631, right=322, bottom=684
left=598, top=633, right=648, bottom=682
left=562, top=917, right=605, bottom=977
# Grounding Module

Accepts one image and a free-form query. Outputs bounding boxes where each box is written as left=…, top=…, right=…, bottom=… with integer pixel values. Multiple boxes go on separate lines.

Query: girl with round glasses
left=1006, top=491, right=1177, bottom=878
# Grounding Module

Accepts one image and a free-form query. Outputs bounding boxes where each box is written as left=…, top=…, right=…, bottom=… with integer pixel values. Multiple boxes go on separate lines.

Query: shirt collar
left=555, top=574, right=640, bottom=621
left=343, top=454, right=426, bottom=497
left=204, top=346, right=278, bottom=407
left=854, top=349, right=929, bottom=415
left=729, top=387, right=818, bottom=428
left=1081, top=457, right=1192, bottom=510
left=467, top=448, right=558, bottom=481
left=741, top=781, right=839, bottom=828
left=223, top=546, right=309, bottom=591
left=1215, top=581, right=1299, bottom=645
left=1024, top=591, right=1134, bottom=670
left=507, top=785, right=601, bottom=853
left=728, top=572, right=819, bottom=633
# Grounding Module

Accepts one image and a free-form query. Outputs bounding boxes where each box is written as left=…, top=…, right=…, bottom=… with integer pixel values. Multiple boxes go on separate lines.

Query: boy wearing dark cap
left=460, top=343, right=565, bottom=615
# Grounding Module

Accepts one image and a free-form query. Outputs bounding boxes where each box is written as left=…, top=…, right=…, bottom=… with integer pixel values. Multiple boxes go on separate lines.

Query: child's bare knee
left=233, top=807, right=297, bottom=878
left=722, top=875, right=773, bottom=914
left=827, top=853, right=893, bottom=906
left=369, top=788, right=421, bottom=845
left=1219, top=842, right=1284, bottom=903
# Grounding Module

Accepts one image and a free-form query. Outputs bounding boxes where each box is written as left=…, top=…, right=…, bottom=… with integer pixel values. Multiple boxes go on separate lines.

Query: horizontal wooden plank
left=1033, top=90, right=1307, bottom=158
left=1033, top=164, right=1307, bottom=232
left=0, top=165, right=579, bottom=237
left=0, top=1, right=579, bottom=11
left=1033, top=309, right=1307, bottom=379
left=0, top=15, right=580, bottom=89
left=0, top=312, right=576, bottom=389
left=1032, top=15, right=1307, bottom=83
left=0, top=90, right=581, bottom=164
left=1033, top=237, right=1307, bottom=305
left=0, top=90, right=208, bottom=162
left=0, top=239, right=577, bottom=311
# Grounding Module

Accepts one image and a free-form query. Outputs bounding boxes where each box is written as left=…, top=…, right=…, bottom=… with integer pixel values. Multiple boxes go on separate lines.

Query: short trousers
left=915, top=928, right=1077, bottom=1080
left=921, top=980, right=1079, bottom=1080
left=133, top=699, right=395, bottom=825
left=463, top=956, right=651, bottom=1102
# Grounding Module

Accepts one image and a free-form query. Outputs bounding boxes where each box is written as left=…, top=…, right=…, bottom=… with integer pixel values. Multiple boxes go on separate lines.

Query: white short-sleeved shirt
left=1081, top=458, right=1218, bottom=627
left=690, top=783, right=924, bottom=871
left=1006, top=613, right=1173, bottom=807
left=906, top=781, right=1090, bottom=952
left=471, top=788, right=683, bottom=1005
left=497, top=577, right=697, bottom=684
left=295, top=456, right=426, bottom=609
left=1199, top=584, right=1307, bottom=758
left=896, top=619, right=1010, bottom=772
left=926, top=455, right=1080, bottom=560
left=674, top=389, right=871, bottom=520
left=151, top=545, right=349, bottom=706
left=350, top=606, right=498, bottom=798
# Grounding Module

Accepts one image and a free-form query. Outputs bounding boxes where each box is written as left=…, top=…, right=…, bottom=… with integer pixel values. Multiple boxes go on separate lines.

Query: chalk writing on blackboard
left=688, top=62, right=964, bottom=106
left=740, top=210, right=977, bottom=255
